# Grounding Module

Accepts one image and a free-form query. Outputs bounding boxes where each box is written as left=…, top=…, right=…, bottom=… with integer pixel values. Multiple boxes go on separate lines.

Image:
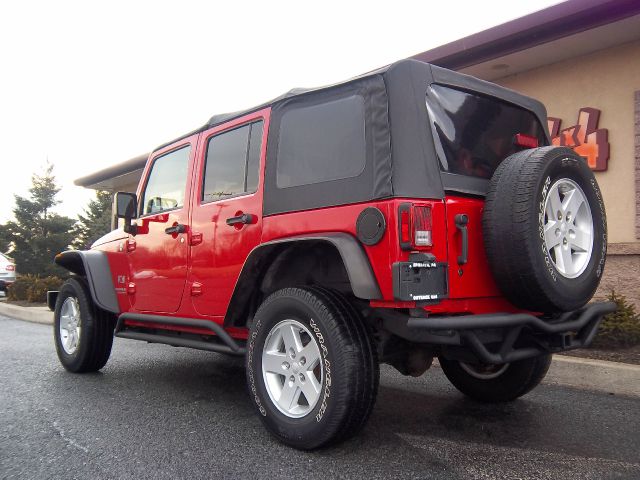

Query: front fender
left=54, top=250, right=120, bottom=314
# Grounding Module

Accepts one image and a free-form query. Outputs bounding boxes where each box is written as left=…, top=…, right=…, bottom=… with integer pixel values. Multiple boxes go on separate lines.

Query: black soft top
left=154, top=60, right=549, bottom=215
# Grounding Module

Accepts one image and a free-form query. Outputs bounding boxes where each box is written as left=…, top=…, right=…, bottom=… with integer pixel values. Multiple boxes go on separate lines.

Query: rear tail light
left=6, top=265, right=15, bottom=271
left=400, top=208, right=411, bottom=245
left=514, top=133, right=539, bottom=149
left=413, top=206, right=432, bottom=247
left=399, top=203, right=432, bottom=250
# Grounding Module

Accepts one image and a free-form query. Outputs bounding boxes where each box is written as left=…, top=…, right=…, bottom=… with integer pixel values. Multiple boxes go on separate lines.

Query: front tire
left=246, top=287, right=379, bottom=450
left=439, top=354, right=552, bottom=403
left=54, top=277, right=116, bottom=373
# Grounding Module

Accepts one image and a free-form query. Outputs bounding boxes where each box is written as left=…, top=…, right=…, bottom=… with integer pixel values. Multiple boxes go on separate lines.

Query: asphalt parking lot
left=2, top=315, right=639, bottom=480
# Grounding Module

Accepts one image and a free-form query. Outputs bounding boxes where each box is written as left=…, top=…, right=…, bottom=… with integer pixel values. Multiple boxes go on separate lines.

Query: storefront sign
left=548, top=107, right=609, bottom=171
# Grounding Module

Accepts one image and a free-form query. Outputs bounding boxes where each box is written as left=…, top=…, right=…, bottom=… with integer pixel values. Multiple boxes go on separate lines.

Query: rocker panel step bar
left=115, top=312, right=246, bottom=356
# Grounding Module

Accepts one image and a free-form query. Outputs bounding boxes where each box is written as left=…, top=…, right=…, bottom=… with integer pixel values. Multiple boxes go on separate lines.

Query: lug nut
left=299, top=373, right=305, bottom=382
left=289, top=375, right=295, bottom=384
left=282, top=361, right=290, bottom=370
left=557, top=211, right=562, bottom=221
left=289, top=347, right=296, bottom=359
left=299, top=357, right=306, bottom=366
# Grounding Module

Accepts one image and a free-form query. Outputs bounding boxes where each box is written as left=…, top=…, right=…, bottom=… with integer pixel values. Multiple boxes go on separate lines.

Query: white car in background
left=0, top=253, right=16, bottom=295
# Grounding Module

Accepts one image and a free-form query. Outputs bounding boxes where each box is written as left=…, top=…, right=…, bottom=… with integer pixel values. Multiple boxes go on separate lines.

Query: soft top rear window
left=427, top=84, right=546, bottom=180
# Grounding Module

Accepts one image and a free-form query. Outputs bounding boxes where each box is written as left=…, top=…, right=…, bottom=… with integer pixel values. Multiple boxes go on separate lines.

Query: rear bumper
left=0, top=279, right=14, bottom=292
left=388, top=301, right=616, bottom=364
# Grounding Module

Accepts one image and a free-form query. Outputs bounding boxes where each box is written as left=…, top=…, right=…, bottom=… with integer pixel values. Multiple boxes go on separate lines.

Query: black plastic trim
left=392, top=259, right=448, bottom=303
left=47, top=291, right=59, bottom=311
left=235, top=233, right=382, bottom=302
left=115, top=312, right=245, bottom=355
left=54, top=250, right=120, bottom=314
left=356, top=207, right=386, bottom=246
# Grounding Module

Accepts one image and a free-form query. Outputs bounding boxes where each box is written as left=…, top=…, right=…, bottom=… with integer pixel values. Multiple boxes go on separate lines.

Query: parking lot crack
left=52, top=420, right=89, bottom=453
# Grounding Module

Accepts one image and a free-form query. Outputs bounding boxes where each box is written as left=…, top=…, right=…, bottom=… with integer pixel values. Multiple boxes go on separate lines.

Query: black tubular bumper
left=404, top=301, right=616, bottom=364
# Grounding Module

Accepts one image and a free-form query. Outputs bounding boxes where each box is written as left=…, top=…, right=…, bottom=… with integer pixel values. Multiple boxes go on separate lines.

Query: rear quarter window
left=275, top=94, right=366, bottom=188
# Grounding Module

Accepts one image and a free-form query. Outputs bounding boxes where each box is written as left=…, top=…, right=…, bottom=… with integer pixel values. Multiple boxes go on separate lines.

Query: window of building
left=202, top=120, right=263, bottom=202
left=141, top=146, right=190, bottom=215
left=276, top=95, right=366, bottom=188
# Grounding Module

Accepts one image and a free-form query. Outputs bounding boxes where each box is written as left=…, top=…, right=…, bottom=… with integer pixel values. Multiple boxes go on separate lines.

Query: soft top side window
left=141, top=146, right=190, bottom=216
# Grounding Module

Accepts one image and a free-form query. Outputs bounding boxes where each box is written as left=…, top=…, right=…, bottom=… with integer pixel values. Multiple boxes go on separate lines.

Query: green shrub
left=7, top=275, right=65, bottom=303
left=6, top=275, right=32, bottom=301
left=591, top=291, right=640, bottom=349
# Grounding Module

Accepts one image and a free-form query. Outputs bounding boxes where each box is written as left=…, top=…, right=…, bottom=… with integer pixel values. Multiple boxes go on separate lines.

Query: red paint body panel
left=125, top=136, right=199, bottom=313
left=189, top=109, right=270, bottom=317
left=443, top=196, right=502, bottom=301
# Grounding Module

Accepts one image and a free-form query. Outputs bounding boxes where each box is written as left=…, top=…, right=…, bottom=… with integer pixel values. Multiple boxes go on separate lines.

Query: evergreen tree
left=73, top=190, right=113, bottom=250
left=2, top=164, right=76, bottom=277
left=0, top=223, right=10, bottom=255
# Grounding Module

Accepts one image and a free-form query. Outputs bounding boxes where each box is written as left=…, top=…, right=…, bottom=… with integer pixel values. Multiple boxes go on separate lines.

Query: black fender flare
left=54, top=250, right=120, bottom=314
left=225, top=233, right=382, bottom=325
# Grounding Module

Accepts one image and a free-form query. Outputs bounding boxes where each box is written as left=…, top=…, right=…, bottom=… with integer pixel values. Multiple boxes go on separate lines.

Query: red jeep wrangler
left=50, top=59, right=615, bottom=450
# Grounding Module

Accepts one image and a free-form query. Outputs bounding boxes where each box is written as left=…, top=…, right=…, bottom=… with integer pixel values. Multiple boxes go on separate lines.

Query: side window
left=141, top=146, right=190, bottom=216
left=202, top=120, right=263, bottom=203
left=276, top=95, right=366, bottom=188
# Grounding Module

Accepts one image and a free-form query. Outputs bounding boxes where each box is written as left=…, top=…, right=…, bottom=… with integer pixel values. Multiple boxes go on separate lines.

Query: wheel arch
left=54, top=250, right=120, bottom=314
left=224, top=233, right=381, bottom=327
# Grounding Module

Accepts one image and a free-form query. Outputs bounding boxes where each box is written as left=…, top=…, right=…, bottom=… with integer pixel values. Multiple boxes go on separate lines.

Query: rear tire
left=246, top=287, right=379, bottom=450
left=54, top=277, right=116, bottom=373
left=439, top=354, right=552, bottom=403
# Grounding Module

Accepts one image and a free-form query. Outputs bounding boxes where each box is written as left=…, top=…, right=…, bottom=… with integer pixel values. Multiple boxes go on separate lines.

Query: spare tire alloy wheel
left=483, top=146, right=607, bottom=313
left=543, top=178, right=593, bottom=279
left=246, top=287, right=379, bottom=450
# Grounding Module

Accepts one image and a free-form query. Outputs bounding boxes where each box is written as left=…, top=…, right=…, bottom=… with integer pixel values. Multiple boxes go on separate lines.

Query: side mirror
left=114, top=192, right=138, bottom=235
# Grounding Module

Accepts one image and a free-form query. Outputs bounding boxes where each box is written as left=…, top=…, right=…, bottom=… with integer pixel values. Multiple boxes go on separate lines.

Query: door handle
left=165, top=224, right=187, bottom=235
left=226, top=213, right=254, bottom=226
left=454, top=214, right=468, bottom=265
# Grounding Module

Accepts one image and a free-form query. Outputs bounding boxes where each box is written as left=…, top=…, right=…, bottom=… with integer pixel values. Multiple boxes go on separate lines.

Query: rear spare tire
left=483, top=146, right=607, bottom=312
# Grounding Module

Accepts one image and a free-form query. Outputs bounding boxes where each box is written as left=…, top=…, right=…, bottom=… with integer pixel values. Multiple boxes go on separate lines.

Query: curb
left=0, top=302, right=53, bottom=325
left=431, top=355, right=640, bottom=399
left=544, top=355, right=640, bottom=398
left=1, top=302, right=639, bottom=398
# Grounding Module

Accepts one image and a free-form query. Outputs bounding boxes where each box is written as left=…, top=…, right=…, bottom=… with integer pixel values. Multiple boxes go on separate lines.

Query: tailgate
left=444, top=195, right=501, bottom=300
